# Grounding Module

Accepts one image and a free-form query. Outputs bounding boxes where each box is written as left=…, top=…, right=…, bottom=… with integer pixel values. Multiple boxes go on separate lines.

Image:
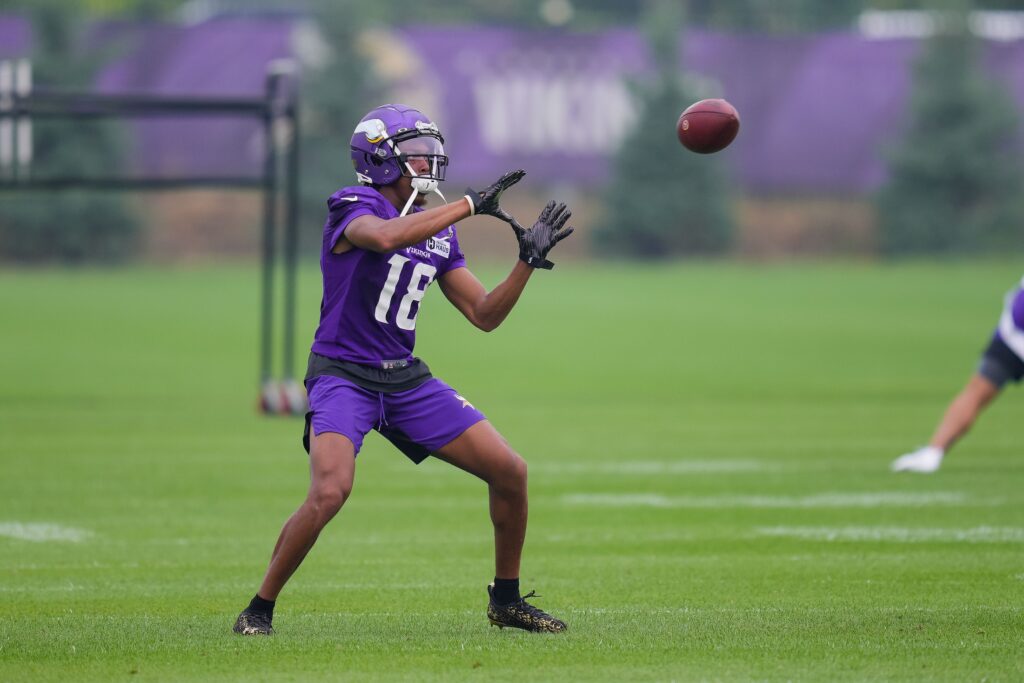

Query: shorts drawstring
left=377, top=392, right=388, bottom=428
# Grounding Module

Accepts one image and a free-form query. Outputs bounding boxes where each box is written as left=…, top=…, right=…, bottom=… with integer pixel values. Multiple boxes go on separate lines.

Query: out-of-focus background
left=4, top=2, right=1024, bottom=681
left=3, top=0, right=1023, bottom=266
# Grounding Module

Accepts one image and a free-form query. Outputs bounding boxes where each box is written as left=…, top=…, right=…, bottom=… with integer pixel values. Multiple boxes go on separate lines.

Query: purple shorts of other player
left=304, top=375, right=487, bottom=463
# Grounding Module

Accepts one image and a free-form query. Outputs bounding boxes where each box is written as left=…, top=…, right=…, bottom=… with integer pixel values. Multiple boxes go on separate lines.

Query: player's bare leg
left=435, top=421, right=527, bottom=577
left=892, top=373, right=1001, bottom=473
left=435, top=420, right=566, bottom=632
left=928, top=374, right=1001, bottom=451
left=234, top=432, right=356, bottom=634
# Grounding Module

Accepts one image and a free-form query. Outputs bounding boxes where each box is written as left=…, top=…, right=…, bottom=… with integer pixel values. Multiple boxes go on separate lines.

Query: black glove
left=464, top=169, right=525, bottom=219
left=507, top=201, right=575, bottom=270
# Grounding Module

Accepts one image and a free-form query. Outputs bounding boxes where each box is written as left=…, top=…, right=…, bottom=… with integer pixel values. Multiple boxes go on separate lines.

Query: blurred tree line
left=877, top=0, right=1024, bottom=254
left=595, top=1, right=734, bottom=257
left=1, top=0, right=1022, bottom=261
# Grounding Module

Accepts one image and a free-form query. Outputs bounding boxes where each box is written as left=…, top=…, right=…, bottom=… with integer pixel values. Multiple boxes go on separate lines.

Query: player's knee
left=309, top=481, right=351, bottom=519
left=494, top=449, right=527, bottom=495
left=510, top=451, right=527, bottom=484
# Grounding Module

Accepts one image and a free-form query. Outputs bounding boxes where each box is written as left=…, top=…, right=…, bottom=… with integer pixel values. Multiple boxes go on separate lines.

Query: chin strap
left=399, top=170, right=447, bottom=217
left=399, top=189, right=419, bottom=217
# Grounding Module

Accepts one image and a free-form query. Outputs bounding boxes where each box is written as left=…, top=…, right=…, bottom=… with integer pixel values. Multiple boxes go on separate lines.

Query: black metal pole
left=260, top=72, right=281, bottom=389
left=282, top=97, right=300, bottom=383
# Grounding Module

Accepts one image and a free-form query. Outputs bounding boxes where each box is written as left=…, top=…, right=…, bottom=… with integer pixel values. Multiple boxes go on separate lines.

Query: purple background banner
left=0, top=14, right=30, bottom=59
left=93, top=18, right=294, bottom=178
left=4, top=16, right=1024, bottom=193
left=392, top=27, right=650, bottom=188
left=396, top=27, right=940, bottom=193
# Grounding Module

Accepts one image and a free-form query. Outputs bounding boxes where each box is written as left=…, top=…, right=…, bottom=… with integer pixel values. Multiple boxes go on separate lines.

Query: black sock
left=492, top=577, right=520, bottom=605
left=246, top=593, right=276, bottom=617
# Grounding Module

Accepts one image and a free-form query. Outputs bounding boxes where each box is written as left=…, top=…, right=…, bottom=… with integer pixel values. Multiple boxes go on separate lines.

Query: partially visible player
left=232, top=104, right=573, bottom=636
left=892, top=277, right=1024, bottom=473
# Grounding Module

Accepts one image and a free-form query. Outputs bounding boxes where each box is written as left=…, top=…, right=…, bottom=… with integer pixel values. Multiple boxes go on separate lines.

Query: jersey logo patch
left=427, top=237, right=451, bottom=258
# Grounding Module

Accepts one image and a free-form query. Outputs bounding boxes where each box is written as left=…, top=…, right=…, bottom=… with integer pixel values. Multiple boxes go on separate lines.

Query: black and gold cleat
left=232, top=610, right=274, bottom=636
left=487, top=584, right=567, bottom=633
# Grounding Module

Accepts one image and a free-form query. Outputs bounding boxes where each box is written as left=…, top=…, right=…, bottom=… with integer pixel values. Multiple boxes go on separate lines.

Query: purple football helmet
left=350, top=104, right=448, bottom=189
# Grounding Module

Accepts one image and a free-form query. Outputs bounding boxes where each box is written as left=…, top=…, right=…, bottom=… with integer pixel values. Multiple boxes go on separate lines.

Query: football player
left=233, top=104, right=572, bottom=635
left=892, top=277, right=1024, bottom=473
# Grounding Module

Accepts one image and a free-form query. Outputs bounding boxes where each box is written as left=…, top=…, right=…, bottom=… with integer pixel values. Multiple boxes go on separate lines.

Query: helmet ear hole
left=365, top=152, right=383, bottom=167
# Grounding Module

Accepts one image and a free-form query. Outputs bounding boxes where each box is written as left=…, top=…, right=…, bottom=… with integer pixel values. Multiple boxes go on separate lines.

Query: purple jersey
left=311, top=186, right=466, bottom=365
left=996, top=277, right=1024, bottom=361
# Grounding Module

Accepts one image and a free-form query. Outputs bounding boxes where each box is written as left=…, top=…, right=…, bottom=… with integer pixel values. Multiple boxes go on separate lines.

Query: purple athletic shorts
left=303, top=375, right=487, bottom=463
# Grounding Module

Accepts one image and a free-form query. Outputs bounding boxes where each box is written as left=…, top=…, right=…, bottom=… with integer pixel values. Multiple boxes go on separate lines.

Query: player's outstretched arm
left=339, top=171, right=526, bottom=254
left=341, top=200, right=471, bottom=254
left=438, top=201, right=575, bottom=332
left=438, top=264, right=533, bottom=333
left=928, top=373, right=1001, bottom=451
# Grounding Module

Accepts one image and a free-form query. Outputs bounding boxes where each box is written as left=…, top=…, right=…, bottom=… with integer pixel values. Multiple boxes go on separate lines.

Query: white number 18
left=374, top=254, right=437, bottom=331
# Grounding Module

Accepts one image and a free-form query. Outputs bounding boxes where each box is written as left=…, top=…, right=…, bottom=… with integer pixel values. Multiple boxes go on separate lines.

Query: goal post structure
left=0, top=58, right=306, bottom=415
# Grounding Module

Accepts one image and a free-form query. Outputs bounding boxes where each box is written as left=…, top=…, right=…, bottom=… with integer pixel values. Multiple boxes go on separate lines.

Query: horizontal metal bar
left=0, top=176, right=268, bottom=190
left=16, top=90, right=276, bottom=107
left=0, top=103, right=271, bottom=118
left=0, top=92, right=295, bottom=118
left=0, top=108, right=268, bottom=120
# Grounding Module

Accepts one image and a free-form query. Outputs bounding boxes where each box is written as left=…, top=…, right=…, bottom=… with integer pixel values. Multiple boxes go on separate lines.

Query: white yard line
left=0, top=522, right=93, bottom=543
left=537, top=460, right=769, bottom=474
left=562, top=491, right=969, bottom=508
left=756, top=526, right=1024, bottom=543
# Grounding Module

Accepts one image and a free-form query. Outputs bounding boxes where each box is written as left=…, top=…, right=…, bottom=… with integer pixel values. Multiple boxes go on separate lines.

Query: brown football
left=677, top=99, right=740, bottom=154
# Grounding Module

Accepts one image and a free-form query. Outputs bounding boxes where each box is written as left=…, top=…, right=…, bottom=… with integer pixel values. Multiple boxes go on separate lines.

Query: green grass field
left=2, top=260, right=1023, bottom=681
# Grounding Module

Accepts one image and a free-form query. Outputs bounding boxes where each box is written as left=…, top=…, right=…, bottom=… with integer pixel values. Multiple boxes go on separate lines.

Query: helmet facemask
left=350, top=107, right=450, bottom=216
left=391, top=131, right=449, bottom=215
